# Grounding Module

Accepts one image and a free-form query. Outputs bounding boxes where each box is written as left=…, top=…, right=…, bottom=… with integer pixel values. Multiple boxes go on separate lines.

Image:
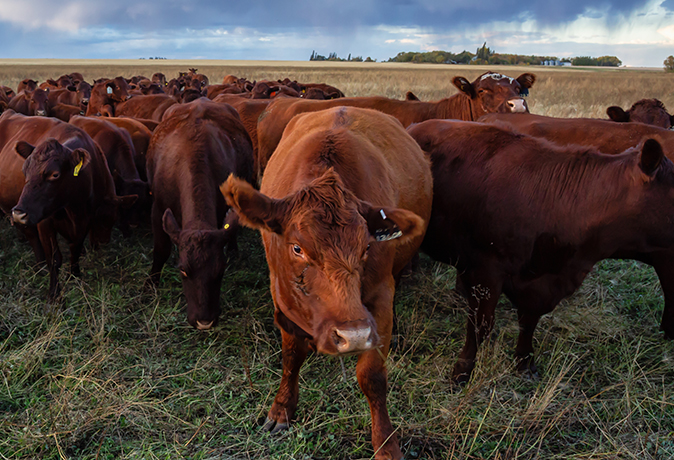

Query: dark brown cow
left=47, top=81, right=92, bottom=111
left=115, top=94, right=177, bottom=121
left=85, top=77, right=131, bottom=117
left=51, top=103, right=84, bottom=121
left=152, top=72, right=167, bottom=87
left=221, top=106, right=432, bottom=460
left=8, top=88, right=51, bottom=116
left=257, top=71, right=535, bottom=179
left=409, top=119, right=674, bottom=384
left=69, top=116, right=151, bottom=234
left=103, top=117, right=154, bottom=181
left=607, top=99, right=673, bottom=129
left=17, top=79, right=38, bottom=93
left=0, top=111, right=136, bottom=298
left=146, top=98, right=253, bottom=329
left=299, top=82, right=345, bottom=99
left=206, top=83, right=244, bottom=99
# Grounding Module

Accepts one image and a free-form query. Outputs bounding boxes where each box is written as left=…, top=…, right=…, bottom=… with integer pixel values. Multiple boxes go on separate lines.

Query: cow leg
left=148, top=205, right=171, bottom=285
left=263, top=329, right=309, bottom=433
left=649, top=255, right=674, bottom=339
left=452, top=270, right=502, bottom=384
left=514, top=313, right=542, bottom=376
left=18, top=224, right=45, bottom=263
left=38, top=220, right=62, bottom=300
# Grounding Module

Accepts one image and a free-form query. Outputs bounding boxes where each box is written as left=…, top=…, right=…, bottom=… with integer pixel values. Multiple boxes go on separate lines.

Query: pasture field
left=1, top=61, right=674, bottom=459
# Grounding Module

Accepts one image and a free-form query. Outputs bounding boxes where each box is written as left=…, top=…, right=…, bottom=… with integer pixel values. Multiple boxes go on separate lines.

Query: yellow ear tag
left=224, top=223, right=230, bottom=230
left=73, top=159, right=83, bottom=177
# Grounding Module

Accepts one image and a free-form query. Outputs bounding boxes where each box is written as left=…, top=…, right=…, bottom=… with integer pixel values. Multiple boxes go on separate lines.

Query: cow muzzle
left=327, top=321, right=379, bottom=355
left=507, top=98, right=528, bottom=113
left=11, top=208, right=29, bottom=225
left=35, top=110, right=47, bottom=117
left=196, top=320, right=214, bottom=330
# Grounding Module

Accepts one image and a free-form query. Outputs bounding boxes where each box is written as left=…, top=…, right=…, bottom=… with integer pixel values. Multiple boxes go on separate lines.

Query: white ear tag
left=374, top=208, right=402, bottom=241
left=106, top=86, right=113, bottom=94
left=380, top=209, right=387, bottom=220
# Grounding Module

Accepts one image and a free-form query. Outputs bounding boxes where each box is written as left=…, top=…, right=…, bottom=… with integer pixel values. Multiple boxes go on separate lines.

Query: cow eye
left=180, top=270, right=188, bottom=278
left=362, top=244, right=370, bottom=259
left=49, top=171, right=60, bottom=181
left=292, top=244, right=303, bottom=257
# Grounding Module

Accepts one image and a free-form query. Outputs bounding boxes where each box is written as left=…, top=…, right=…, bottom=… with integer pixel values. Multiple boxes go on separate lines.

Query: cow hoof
left=262, top=416, right=288, bottom=434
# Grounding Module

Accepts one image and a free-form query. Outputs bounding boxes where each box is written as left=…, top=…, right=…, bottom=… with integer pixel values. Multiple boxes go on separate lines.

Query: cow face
left=607, top=99, right=673, bottom=130
left=76, top=81, right=92, bottom=110
left=453, top=72, right=535, bottom=116
left=221, top=171, right=425, bottom=355
left=162, top=208, right=232, bottom=330
left=104, top=77, right=131, bottom=103
left=27, top=88, right=50, bottom=116
left=12, top=139, right=91, bottom=225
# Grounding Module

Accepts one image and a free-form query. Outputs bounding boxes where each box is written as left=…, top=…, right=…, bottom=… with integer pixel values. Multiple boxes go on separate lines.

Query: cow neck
left=438, top=93, right=477, bottom=121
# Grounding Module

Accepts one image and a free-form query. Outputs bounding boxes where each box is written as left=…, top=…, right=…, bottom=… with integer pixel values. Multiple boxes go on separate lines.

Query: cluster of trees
left=665, top=56, right=674, bottom=71
left=309, top=51, right=376, bottom=62
left=387, top=43, right=621, bottom=67
left=139, top=57, right=168, bottom=60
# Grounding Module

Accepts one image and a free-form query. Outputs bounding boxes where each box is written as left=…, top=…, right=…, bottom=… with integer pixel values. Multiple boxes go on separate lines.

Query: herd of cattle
left=1, top=68, right=673, bottom=459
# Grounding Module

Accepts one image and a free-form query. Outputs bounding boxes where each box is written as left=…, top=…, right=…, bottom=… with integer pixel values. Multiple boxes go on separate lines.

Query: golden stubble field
left=1, top=60, right=673, bottom=460
left=0, top=59, right=671, bottom=118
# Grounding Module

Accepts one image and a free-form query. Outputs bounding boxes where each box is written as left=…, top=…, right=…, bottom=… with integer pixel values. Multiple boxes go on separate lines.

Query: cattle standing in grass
left=9, top=88, right=51, bottom=116
left=146, top=98, right=253, bottom=329
left=409, top=119, right=674, bottom=384
left=221, top=106, right=432, bottom=460
left=256, top=71, right=535, bottom=179
left=115, top=94, right=177, bottom=121
left=86, top=77, right=131, bottom=116
left=607, top=99, right=673, bottom=129
left=102, top=117, right=154, bottom=181
left=0, top=111, right=136, bottom=298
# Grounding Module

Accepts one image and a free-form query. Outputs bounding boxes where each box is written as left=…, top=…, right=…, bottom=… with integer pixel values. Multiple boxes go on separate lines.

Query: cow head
left=76, top=81, right=92, bottom=110
left=100, top=77, right=131, bottom=103
left=17, top=79, right=38, bottom=93
left=607, top=99, right=673, bottom=130
left=27, top=88, right=50, bottom=116
left=162, top=208, right=234, bottom=330
left=452, top=71, right=535, bottom=117
left=11, top=138, right=91, bottom=225
left=221, top=170, right=425, bottom=355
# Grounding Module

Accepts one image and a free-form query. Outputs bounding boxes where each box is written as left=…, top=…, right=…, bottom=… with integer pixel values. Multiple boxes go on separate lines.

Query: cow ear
left=405, top=91, right=419, bottom=101
left=607, top=106, right=629, bottom=122
left=162, top=208, right=182, bottom=245
left=71, top=148, right=91, bottom=174
left=452, top=77, right=476, bottom=98
left=516, top=73, right=536, bottom=89
left=639, top=139, right=664, bottom=176
left=359, top=201, right=425, bottom=245
left=15, top=141, right=35, bottom=159
left=219, top=174, right=288, bottom=235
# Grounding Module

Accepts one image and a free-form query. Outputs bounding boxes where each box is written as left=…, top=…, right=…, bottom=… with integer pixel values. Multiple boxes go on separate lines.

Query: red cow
left=51, top=103, right=84, bottom=121
left=17, top=79, right=38, bottom=93
left=8, top=88, right=51, bottom=116
left=607, top=99, right=673, bottom=129
left=221, top=106, right=432, bottom=460
left=408, top=119, right=674, bottom=384
left=102, top=117, right=154, bottom=181
left=0, top=111, right=136, bottom=298
left=48, top=81, right=92, bottom=111
left=85, top=77, right=131, bottom=117
left=115, top=94, right=177, bottom=121
left=146, top=98, right=253, bottom=329
left=257, top=71, right=535, bottom=179
left=69, top=116, right=151, bottom=234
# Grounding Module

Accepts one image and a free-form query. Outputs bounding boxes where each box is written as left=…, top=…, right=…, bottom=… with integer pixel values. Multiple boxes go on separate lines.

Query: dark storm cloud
left=33, top=0, right=652, bottom=32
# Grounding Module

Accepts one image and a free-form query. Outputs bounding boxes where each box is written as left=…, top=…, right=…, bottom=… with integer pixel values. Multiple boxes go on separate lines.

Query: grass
left=1, top=62, right=674, bottom=459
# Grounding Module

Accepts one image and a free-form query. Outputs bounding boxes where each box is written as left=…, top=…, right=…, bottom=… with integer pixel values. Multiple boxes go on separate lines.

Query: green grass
left=1, top=214, right=673, bottom=460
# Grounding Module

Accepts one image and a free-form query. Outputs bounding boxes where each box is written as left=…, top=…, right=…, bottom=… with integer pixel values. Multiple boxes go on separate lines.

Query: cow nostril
left=12, top=209, right=28, bottom=225
left=332, top=326, right=373, bottom=353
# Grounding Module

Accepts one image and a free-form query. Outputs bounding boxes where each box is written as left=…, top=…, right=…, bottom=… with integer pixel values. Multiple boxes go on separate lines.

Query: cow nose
left=507, top=99, right=527, bottom=113
left=332, top=326, right=375, bottom=354
left=36, top=110, right=47, bottom=116
left=196, top=320, right=214, bottom=330
left=12, top=208, right=28, bottom=225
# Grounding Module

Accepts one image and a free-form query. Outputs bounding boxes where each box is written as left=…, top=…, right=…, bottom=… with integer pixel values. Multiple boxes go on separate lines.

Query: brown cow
left=152, top=72, right=167, bottom=87
left=607, top=99, right=673, bottom=129
left=85, top=77, right=131, bottom=117
left=221, top=106, right=432, bottom=460
left=69, top=116, right=151, bottom=234
left=8, top=88, right=51, bottom=116
left=50, top=103, right=84, bottom=121
left=103, top=116, right=154, bottom=181
left=409, top=119, right=674, bottom=384
left=257, top=71, right=535, bottom=179
left=17, top=79, right=38, bottom=93
left=47, top=81, right=92, bottom=111
left=115, top=94, right=177, bottom=121
left=146, top=98, right=254, bottom=329
left=0, top=111, right=136, bottom=298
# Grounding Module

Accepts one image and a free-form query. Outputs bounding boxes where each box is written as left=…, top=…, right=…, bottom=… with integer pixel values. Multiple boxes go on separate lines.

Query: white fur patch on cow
left=480, top=73, right=515, bottom=84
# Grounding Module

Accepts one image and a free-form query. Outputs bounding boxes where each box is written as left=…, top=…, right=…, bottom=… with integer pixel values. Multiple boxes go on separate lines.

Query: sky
left=0, top=0, right=673, bottom=67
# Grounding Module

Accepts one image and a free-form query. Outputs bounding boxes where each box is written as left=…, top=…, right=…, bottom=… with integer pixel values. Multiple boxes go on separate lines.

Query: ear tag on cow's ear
left=374, top=209, right=403, bottom=241
left=106, top=86, right=113, bottom=94
left=224, top=223, right=230, bottom=230
left=73, top=159, right=83, bottom=177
